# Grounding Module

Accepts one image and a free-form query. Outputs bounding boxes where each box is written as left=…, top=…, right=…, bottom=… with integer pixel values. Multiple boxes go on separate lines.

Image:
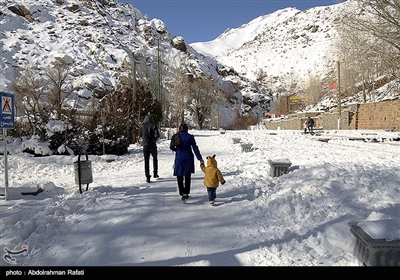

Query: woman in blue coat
left=170, top=123, right=203, bottom=202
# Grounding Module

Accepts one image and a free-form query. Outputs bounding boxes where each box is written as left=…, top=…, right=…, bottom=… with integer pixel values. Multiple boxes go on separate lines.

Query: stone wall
left=264, top=99, right=400, bottom=132
left=355, top=99, right=400, bottom=131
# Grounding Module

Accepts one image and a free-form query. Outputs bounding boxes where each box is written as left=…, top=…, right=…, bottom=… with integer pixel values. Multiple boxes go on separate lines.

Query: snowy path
left=2, top=129, right=399, bottom=266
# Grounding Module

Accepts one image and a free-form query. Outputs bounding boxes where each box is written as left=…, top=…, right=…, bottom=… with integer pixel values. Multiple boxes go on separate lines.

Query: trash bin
left=268, top=158, right=292, bottom=177
left=74, top=150, right=93, bottom=193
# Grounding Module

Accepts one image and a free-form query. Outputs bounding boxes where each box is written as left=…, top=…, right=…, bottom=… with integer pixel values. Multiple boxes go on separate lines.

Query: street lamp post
left=216, top=82, right=220, bottom=130
left=131, top=59, right=136, bottom=143
left=157, top=39, right=162, bottom=129
left=337, top=61, right=341, bottom=130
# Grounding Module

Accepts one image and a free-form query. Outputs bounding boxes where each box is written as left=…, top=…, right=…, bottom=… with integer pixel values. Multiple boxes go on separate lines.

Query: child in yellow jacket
left=200, top=154, right=226, bottom=206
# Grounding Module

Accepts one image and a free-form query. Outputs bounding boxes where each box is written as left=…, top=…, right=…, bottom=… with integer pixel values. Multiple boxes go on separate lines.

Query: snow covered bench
left=241, top=143, right=253, bottom=152
left=267, top=158, right=292, bottom=177
left=232, top=137, right=241, bottom=144
left=349, top=221, right=400, bottom=266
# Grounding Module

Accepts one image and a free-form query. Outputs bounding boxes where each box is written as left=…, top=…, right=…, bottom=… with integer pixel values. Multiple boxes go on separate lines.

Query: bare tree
left=254, top=67, right=268, bottom=83
left=44, top=60, right=74, bottom=120
left=95, top=86, right=130, bottom=136
left=189, top=76, right=215, bottom=130
left=134, top=51, right=165, bottom=118
left=355, top=0, right=399, bottom=61
left=336, top=18, right=389, bottom=103
left=338, top=0, right=400, bottom=82
left=12, top=66, right=49, bottom=137
left=304, top=75, right=324, bottom=106
left=163, top=55, right=192, bottom=127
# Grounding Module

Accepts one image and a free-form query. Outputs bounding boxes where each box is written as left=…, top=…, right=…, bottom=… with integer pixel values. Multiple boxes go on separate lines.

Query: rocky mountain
left=1, top=0, right=397, bottom=128
left=191, top=4, right=343, bottom=92
left=191, top=0, right=399, bottom=114
left=1, top=0, right=201, bottom=98
left=1, top=0, right=246, bottom=127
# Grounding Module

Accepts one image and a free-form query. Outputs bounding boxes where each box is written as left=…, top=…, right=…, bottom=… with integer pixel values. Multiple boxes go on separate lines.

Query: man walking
left=139, top=113, right=160, bottom=183
left=307, top=117, right=315, bottom=135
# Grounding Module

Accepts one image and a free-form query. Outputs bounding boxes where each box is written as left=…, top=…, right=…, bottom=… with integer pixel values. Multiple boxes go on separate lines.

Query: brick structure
left=264, top=99, right=400, bottom=132
left=355, top=99, right=400, bottom=131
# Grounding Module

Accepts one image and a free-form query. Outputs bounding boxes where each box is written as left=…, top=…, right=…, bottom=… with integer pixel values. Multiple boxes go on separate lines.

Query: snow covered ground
left=1, top=128, right=399, bottom=272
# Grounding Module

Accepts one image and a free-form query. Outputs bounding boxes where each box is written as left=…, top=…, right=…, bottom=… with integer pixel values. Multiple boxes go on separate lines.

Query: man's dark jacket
left=139, top=114, right=160, bottom=151
left=307, top=118, right=315, bottom=127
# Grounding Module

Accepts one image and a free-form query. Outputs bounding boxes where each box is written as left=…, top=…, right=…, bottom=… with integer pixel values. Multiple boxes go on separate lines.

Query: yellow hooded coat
left=200, top=155, right=226, bottom=188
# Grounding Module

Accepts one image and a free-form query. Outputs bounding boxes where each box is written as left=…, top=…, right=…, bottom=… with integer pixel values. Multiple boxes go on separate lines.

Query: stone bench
left=267, top=158, right=292, bottom=177
left=241, top=143, right=253, bottom=152
left=232, top=137, right=241, bottom=144
left=348, top=221, right=400, bottom=266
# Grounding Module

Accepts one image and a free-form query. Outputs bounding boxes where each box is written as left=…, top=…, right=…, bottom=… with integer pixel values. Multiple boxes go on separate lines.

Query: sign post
left=1, top=91, right=15, bottom=200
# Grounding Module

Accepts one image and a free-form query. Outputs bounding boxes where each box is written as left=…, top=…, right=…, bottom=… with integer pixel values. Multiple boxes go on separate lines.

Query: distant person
left=200, top=154, right=226, bottom=206
left=139, top=113, right=160, bottom=183
left=170, top=123, right=203, bottom=203
left=303, top=121, right=308, bottom=134
left=307, top=117, right=315, bottom=135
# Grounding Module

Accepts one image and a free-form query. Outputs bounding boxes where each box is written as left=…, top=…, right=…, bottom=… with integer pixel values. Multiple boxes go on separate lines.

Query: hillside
left=190, top=1, right=399, bottom=113
left=0, top=1, right=236, bottom=123
left=191, top=5, right=340, bottom=89
left=1, top=0, right=398, bottom=128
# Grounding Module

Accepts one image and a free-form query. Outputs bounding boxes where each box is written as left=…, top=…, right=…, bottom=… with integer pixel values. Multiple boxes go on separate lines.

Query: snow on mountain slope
left=191, top=4, right=345, bottom=88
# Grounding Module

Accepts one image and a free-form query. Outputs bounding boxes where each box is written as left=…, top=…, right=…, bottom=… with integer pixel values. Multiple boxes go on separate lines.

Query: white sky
left=1, top=128, right=399, bottom=271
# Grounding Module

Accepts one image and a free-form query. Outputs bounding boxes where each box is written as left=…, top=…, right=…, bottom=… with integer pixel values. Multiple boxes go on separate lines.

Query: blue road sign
left=1, top=91, right=15, bottom=129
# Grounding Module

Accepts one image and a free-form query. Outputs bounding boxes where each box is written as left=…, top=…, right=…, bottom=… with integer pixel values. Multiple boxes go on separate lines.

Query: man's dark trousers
left=144, top=148, right=158, bottom=179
